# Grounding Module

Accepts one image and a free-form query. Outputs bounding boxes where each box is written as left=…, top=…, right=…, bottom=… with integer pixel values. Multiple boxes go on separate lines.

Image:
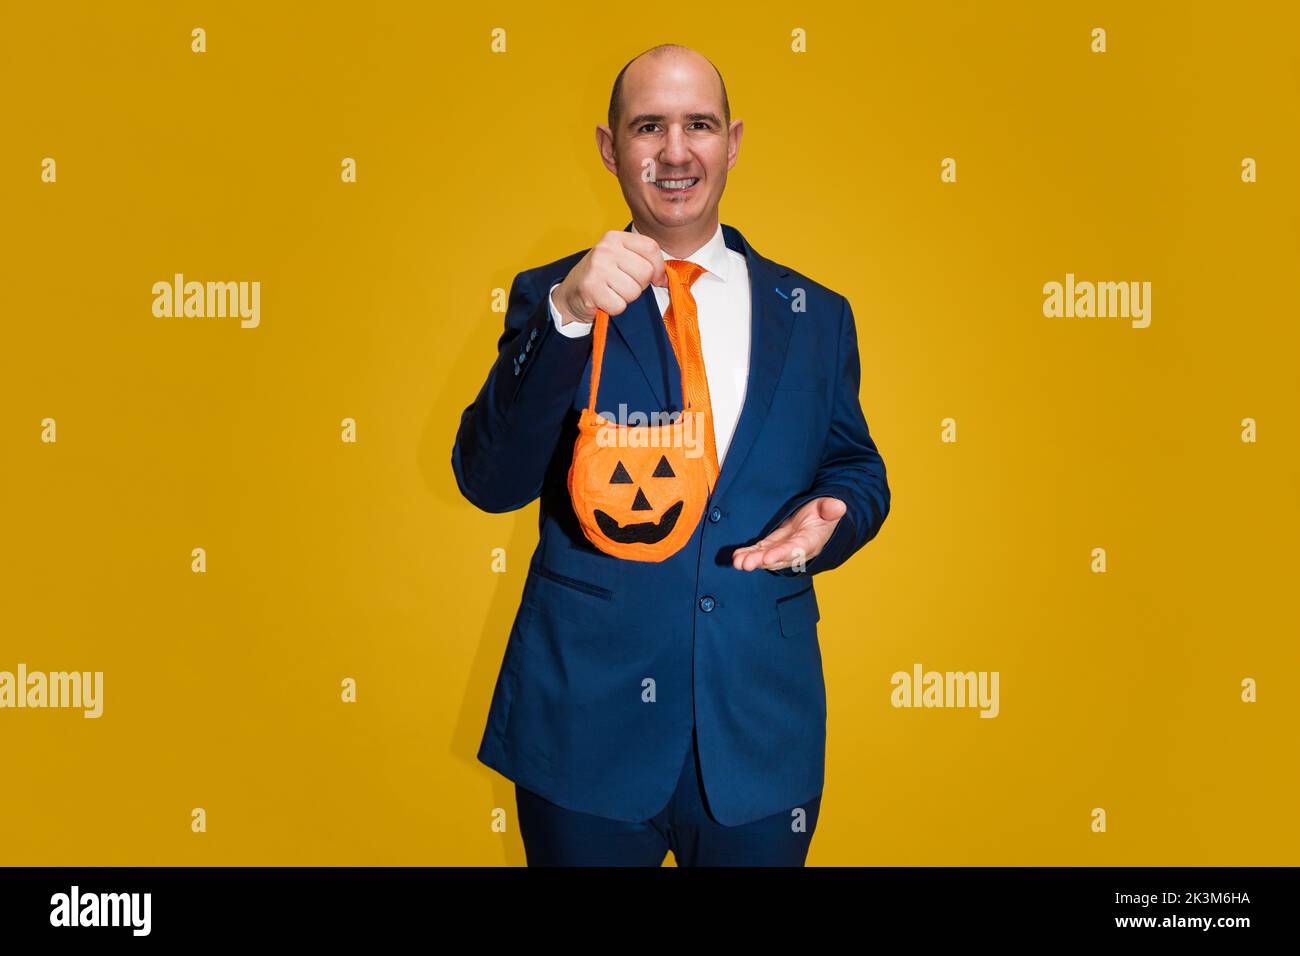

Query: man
left=451, top=44, right=890, bottom=866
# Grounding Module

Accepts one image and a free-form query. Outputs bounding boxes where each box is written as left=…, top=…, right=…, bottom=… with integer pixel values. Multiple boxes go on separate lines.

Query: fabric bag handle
left=585, top=304, right=691, bottom=414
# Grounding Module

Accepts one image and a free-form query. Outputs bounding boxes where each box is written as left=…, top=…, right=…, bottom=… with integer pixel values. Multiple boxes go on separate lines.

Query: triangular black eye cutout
left=652, top=454, right=675, bottom=478
left=631, top=488, right=652, bottom=511
left=610, top=461, right=633, bottom=484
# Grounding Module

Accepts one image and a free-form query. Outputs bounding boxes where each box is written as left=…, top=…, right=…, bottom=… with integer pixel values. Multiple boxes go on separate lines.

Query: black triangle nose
left=631, top=488, right=652, bottom=511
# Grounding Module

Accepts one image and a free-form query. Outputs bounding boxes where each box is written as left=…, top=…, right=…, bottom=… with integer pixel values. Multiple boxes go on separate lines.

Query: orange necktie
left=661, top=259, right=719, bottom=492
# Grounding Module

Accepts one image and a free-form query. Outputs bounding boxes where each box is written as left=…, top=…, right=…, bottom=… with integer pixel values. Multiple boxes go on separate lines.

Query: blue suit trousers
left=515, top=724, right=821, bottom=866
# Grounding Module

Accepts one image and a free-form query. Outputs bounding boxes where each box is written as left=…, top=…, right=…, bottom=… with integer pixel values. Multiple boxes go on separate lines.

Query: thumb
left=817, top=496, right=847, bottom=522
left=650, top=255, right=667, bottom=288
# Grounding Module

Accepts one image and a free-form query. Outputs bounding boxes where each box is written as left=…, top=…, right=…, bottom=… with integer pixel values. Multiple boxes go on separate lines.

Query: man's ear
left=726, top=118, right=743, bottom=171
left=596, top=124, right=618, bottom=174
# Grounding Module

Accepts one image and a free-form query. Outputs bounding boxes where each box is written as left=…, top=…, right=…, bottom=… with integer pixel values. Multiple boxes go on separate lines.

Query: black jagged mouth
left=594, top=500, right=684, bottom=545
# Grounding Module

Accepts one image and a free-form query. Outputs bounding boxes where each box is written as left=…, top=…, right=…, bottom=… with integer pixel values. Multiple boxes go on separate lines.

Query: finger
left=647, top=251, right=667, bottom=288
left=758, top=542, right=799, bottom=568
left=603, top=268, right=644, bottom=310
left=621, top=231, right=663, bottom=262
left=622, top=247, right=665, bottom=291
left=622, top=234, right=667, bottom=287
left=615, top=249, right=656, bottom=291
left=732, top=523, right=795, bottom=569
left=591, top=281, right=632, bottom=318
left=741, top=546, right=779, bottom=572
left=733, top=536, right=775, bottom=559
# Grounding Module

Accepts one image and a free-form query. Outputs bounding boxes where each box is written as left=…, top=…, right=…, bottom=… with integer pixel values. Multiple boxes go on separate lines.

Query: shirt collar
left=631, top=221, right=731, bottom=283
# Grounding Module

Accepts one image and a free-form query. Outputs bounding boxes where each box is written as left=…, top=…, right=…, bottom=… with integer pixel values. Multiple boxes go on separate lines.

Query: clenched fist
left=553, top=231, right=668, bottom=328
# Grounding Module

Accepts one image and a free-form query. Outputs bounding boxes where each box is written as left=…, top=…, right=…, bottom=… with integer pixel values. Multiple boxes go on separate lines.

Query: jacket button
left=513, top=365, right=521, bottom=376
left=518, top=350, right=527, bottom=363
left=524, top=339, right=532, bottom=353
left=529, top=327, right=539, bottom=341
left=708, top=506, right=722, bottom=523
left=698, top=595, right=715, bottom=612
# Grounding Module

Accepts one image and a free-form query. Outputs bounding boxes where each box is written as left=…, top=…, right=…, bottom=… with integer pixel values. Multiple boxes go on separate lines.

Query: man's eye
left=638, top=123, right=710, bottom=133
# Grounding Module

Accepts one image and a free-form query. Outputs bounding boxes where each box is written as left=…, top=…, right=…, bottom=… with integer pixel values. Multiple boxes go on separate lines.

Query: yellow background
left=3, top=1, right=1297, bottom=865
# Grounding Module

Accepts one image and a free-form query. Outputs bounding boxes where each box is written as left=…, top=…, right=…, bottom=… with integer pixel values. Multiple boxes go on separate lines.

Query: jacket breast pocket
left=776, top=584, right=820, bottom=638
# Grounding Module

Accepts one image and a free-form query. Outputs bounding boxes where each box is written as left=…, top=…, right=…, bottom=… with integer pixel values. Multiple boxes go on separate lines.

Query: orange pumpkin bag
left=567, top=304, right=713, bottom=562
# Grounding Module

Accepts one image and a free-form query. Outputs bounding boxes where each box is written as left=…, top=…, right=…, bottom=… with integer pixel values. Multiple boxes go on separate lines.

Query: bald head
left=597, top=42, right=741, bottom=254
left=608, top=44, right=730, bottom=139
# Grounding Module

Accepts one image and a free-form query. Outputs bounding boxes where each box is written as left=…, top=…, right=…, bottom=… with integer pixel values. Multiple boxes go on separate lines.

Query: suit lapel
left=709, top=224, right=795, bottom=506
left=605, top=221, right=796, bottom=505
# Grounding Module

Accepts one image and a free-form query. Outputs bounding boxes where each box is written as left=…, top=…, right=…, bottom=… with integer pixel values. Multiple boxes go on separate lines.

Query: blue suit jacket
left=451, top=222, right=890, bottom=825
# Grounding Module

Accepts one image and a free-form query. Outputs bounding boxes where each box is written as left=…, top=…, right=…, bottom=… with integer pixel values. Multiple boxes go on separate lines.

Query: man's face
left=599, top=53, right=742, bottom=237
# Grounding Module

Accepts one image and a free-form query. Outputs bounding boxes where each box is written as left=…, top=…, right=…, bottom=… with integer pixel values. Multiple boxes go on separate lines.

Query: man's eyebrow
left=626, top=112, right=723, bottom=129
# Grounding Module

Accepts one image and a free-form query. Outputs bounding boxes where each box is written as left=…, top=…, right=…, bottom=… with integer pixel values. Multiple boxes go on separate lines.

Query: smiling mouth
left=653, top=177, right=699, bottom=195
left=594, top=500, right=684, bottom=545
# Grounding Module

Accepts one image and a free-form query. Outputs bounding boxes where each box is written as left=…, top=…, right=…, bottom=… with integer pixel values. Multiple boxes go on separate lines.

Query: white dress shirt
left=547, top=223, right=752, bottom=466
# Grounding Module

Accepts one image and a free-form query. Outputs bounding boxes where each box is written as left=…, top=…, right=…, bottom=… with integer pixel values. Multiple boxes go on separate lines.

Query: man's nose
left=659, top=125, right=692, bottom=165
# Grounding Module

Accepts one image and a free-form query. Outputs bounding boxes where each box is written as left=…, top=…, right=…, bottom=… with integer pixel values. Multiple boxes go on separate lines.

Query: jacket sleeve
left=451, top=268, right=592, bottom=513
left=763, top=294, right=891, bottom=576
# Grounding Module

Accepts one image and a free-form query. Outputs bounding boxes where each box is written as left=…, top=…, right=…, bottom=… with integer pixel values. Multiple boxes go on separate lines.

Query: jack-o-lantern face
left=593, top=455, right=684, bottom=545
left=568, top=407, right=709, bottom=562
